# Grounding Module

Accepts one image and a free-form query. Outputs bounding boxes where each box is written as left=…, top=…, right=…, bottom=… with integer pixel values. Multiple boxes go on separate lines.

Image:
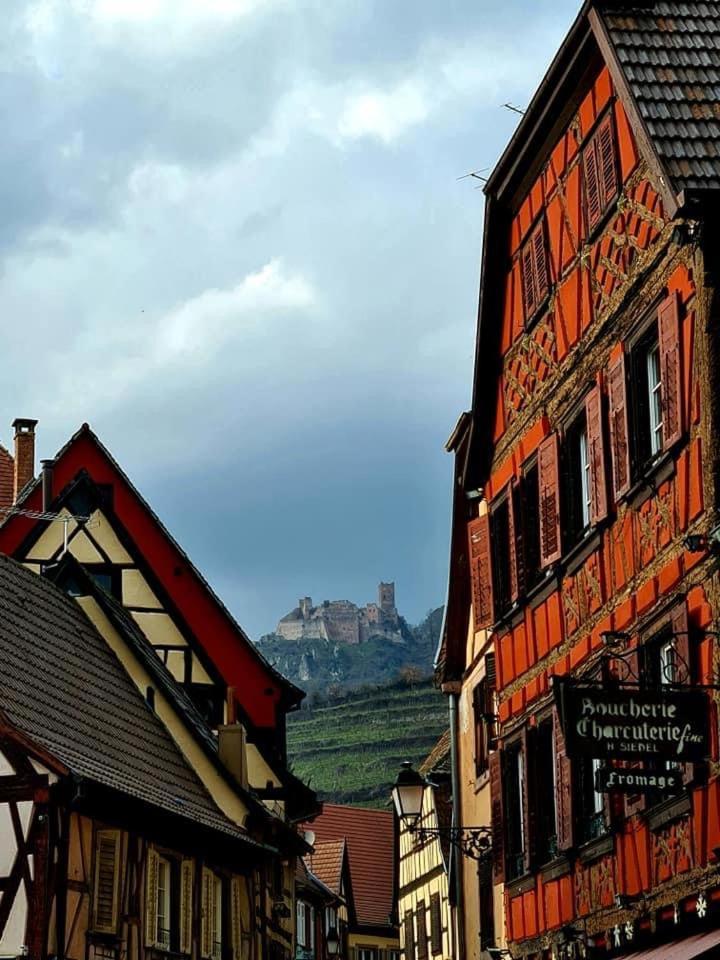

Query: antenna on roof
left=0, top=506, right=92, bottom=555
left=503, top=102, right=526, bottom=116
left=457, top=168, right=488, bottom=189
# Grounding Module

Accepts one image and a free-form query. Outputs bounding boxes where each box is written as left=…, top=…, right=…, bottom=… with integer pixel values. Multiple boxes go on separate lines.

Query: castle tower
left=299, top=597, right=312, bottom=619
left=378, top=582, right=396, bottom=617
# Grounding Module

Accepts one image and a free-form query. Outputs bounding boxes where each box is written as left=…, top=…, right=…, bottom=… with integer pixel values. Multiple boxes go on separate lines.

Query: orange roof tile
left=306, top=803, right=396, bottom=929
left=305, top=839, right=345, bottom=895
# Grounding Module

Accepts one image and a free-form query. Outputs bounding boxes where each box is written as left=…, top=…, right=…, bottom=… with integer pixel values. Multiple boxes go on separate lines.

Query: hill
left=287, top=678, right=447, bottom=807
left=258, top=606, right=443, bottom=696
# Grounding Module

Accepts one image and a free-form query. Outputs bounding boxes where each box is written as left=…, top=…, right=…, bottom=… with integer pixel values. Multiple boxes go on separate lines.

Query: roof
left=419, top=730, right=451, bottom=777
left=0, top=423, right=304, bottom=721
left=602, top=2, right=720, bottom=193
left=0, top=553, right=260, bottom=846
left=306, top=804, right=396, bottom=930
left=305, top=839, right=346, bottom=895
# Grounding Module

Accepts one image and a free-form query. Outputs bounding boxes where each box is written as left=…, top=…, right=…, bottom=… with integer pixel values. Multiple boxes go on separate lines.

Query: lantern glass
left=391, top=762, right=425, bottom=827
left=326, top=927, right=340, bottom=957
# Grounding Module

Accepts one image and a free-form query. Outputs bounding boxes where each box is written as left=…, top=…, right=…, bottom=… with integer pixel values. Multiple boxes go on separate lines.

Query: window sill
left=528, top=569, right=561, bottom=610
left=474, top=769, right=490, bottom=794
left=624, top=450, right=676, bottom=511
left=563, top=528, right=602, bottom=577
left=645, top=792, right=691, bottom=832
left=540, top=856, right=571, bottom=882
left=506, top=871, right=534, bottom=898
left=577, top=831, right=613, bottom=864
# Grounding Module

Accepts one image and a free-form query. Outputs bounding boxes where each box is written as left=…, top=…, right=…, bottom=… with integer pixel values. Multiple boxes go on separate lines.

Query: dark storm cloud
left=0, top=0, right=579, bottom=636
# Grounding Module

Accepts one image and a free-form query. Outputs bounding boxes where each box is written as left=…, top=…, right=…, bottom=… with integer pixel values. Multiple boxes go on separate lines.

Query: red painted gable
left=0, top=424, right=301, bottom=730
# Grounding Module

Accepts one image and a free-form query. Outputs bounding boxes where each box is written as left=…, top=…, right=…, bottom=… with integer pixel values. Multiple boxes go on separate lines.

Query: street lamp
left=391, top=761, right=425, bottom=828
left=326, top=927, right=340, bottom=957
left=392, top=762, right=492, bottom=860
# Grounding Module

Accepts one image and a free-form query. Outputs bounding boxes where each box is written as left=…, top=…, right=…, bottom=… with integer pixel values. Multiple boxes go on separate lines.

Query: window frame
left=502, top=738, right=527, bottom=881
left=473, top=678, right=491, bottom=779
left=489, top=491, right=513, bottom=619
left=582, top=107, right=620, bottom=236
left=561, top=404, right=592, bottom=551
left=628, top=315, right=665, bottom=480
left=533, top=716, right=559, bottom=865
left=520, top=218, right=550, bottom=328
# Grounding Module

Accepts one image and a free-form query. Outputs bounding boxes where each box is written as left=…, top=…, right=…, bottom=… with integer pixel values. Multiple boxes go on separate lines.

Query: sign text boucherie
left=557, top=683, right=708, bottom=761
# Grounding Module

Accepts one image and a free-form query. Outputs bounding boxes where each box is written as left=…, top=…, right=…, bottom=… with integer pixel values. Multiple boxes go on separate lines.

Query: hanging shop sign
left=556, top=682, right=708, bottom=762
left=594, top=765, right=682, bottom=795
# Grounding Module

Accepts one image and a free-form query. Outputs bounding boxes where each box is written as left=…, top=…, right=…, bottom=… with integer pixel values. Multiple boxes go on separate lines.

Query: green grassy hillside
left=287, top=679, right=447, bottom=807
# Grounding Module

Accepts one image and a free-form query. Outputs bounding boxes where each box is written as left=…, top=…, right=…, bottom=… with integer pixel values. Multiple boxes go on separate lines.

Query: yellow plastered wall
left=77, top=596, right=249, bottom=829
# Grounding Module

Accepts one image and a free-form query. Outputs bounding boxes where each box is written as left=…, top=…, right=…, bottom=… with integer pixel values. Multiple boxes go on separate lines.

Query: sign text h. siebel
left=558, top=684, right=708, bottom=762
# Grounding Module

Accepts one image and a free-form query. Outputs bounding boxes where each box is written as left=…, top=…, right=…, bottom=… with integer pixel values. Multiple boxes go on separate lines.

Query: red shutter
left=608, top=353, right=631, bottom=499
left=670, top=602, right=695, bottom=786
left=658, top=292, right=683, bottom=448
left=538, top=434, right=562, bottom=567
left=532, top=222, right=549, bottom=306
left=468, top=515, right=494, bottom=629
left=489, top=750, right=505, bottom=883
left=584, top=137, right=602, bottom=232
left=597, top=113, right=618, bottom=208
left=553, top=707, right=574, bottom=851
left=484, top=651, right=497, bottom=690
left=521, top=243, right=536, bottom=320
left=623, top=645, right=646, bottom=815
left=585, top=385, right=608, bottom=524
left=506, top=483, right=520, bottom=603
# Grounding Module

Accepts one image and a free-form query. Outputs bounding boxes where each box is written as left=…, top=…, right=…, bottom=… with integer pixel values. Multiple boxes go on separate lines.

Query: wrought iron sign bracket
left=410, top=824, right=492, bottom=861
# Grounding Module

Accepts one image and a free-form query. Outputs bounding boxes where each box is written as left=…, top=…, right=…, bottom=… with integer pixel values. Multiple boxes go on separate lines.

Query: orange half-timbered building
left=438, top=3, right=720, bottom=959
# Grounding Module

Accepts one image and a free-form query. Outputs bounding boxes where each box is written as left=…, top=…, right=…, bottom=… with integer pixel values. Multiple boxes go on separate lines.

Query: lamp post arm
left=411, top=824, right=492, bottom=861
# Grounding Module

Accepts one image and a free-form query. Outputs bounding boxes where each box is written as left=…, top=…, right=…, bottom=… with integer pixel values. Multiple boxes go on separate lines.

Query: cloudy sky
left=3, top=0, right=579, bottom=637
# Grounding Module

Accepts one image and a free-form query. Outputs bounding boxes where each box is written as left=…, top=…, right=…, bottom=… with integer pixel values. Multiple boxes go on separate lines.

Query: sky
left=2, top=0, right=579, bottom=637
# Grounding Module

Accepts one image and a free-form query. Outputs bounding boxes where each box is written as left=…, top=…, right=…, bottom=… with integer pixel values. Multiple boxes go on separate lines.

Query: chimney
left=41, top=459, right=54, bottom=512
left=12, top=419, right=38, bottom=502
left=218, top=723, right=248, bottom=791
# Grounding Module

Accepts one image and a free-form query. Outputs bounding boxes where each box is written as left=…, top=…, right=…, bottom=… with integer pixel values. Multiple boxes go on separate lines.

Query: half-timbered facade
left=0, top=553, right=306, bottom=960
left=438, top=3, right=720, bottom=959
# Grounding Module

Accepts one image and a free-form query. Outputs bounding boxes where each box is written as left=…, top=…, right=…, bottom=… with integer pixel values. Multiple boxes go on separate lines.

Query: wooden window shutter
left=506, top=483, right=520, bottom=603
left=521, top=243, right=536, bottom=319
left=521, top=728, right=533, bottom=873
left=484, top=651, right=497, bottom=690
left=532, top=222, right=549, bottom=307
left=468, top=515, right=494, bottom=629
left=538, top=434, right=562, bottom=567
left=429, top=894, right=442, bottom=955
left=489, top=749, right=505, bottom=882
left=584, top=137, right=602, bottom=232
left=623, top=646, right=646, bottom=816
left=403, top=910, right=414, bottom=960
left=145, top=847, right=160, bottom=948
left=658, top=292, right=683, bottom=448
left=231, top=877, right=243, bottom=960
left=180, top=859, right=194, bottom=955
left=553, top=708, right=574, bottom=851
left=416, top=902, right=428, bottom=960
left=93, top=830, right=121, bottom=934
left=585, top=385, right=608, bottom=523
left=597, top=114, right=619, bottom=208
left=201, top=868, right=214, bottom=959
left=671, top=602, right=695, bottom=785
left=608, top=353, right=631, bottom=499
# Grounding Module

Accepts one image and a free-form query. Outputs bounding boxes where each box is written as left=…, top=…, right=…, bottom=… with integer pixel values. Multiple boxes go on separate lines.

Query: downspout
left=447, top=685, right=466, bottom=960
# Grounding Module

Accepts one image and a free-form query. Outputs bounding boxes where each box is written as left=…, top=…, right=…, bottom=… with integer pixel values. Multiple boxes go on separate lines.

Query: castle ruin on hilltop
left=276, top=582, right=402, bottom=645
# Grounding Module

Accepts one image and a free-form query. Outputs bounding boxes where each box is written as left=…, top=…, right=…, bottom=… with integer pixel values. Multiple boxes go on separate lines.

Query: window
left=325, top=906, right=337, bottom=934
left=429, top=894, right=442, bottom=955
left=576, top=757, right=605, bottom=843
left=358, top=950, right=377, bottom=960
left=490, top=495, right=513, bottom=617
left=157, top=857, right=173, bottom=949
left=473, top=679, right=492, bottom=777
left=201, top=868, right=224, bottom=960
left=503, top=742, right=526, bottom=880
left=583, top=111, right=619, bottom=233
left=610, top=293, right=682, bottom=497
left=521, top=220, right=549, bottom=324
left=478, top=855, right=495, bottom=950
left=416, top=902, right=428, bottom=960
left=212, top=875, right=223, bottom=960
left=520, top=461, right=542, bottom=590
left=534, top=720, right=558, bottom=863
left=563, top=411, right=591, bottom=549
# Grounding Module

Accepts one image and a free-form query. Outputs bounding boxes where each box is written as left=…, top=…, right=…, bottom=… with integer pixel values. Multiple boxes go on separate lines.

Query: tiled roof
left=306, top=804, right=396, bottom=930
left=0, top=554, right=259, bottom=846
left=305, top=839, right=346, bottom=895
left=601, top=2, right=720, bottom=191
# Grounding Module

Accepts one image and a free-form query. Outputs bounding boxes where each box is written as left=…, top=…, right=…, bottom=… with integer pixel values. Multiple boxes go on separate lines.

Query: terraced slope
left=287, top=679, right=447, bottom=807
